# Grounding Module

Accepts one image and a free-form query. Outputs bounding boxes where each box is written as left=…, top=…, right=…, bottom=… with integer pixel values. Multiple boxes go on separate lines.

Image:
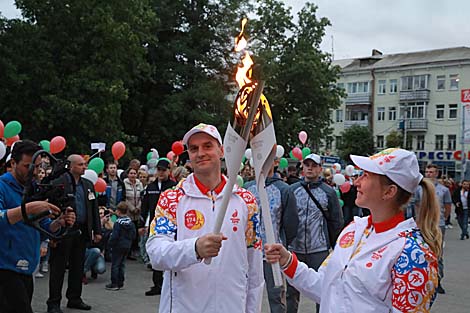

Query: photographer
left=0, top=140, right=76, bottom=313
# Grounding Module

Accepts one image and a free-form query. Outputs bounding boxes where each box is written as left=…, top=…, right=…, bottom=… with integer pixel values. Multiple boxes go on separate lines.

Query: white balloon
left=345, top=165, right=355, bottom=176
left=249, top=157, right=254, bottom=167
left=151, top=148, right=159, bottom=160
left=333, top=163, right=342, bottom=172
left=276, top=145, right=285, bottom=158
left=82, top=169, right=98, bottom=184
left=245, top=148, right=252, bottom=160
left=333, top=173, right=346, bottom=186
left=0, top=142, right=5, bottom=160
left=117, top=169, right=124, bottom=178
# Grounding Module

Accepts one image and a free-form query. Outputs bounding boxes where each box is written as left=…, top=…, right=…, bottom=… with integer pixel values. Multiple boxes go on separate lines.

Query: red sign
left=462, top=89, right=470, bottom=103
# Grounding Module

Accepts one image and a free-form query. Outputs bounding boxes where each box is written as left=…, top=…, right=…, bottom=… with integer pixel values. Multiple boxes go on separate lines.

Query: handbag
left=302, top=184, right=339, bottom=248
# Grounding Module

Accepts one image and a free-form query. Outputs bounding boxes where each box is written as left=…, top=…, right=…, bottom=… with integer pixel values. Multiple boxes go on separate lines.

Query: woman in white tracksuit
left=265, top=148, right=442, bottom=313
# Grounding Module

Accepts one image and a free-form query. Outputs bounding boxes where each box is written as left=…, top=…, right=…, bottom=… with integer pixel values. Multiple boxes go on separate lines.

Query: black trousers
left=0, top=269, right=34, bottom=313
left=152, top=269, right=164, bottom=289
left=47, top=233, right=87, bottom=306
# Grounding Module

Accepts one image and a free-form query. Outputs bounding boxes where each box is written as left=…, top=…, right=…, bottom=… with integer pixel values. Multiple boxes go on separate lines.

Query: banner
left=463, top=90, right=470, bottom=144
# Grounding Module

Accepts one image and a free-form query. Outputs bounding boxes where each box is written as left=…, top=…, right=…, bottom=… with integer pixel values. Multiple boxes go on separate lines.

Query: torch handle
left=257, top=173, right=284, bottom=287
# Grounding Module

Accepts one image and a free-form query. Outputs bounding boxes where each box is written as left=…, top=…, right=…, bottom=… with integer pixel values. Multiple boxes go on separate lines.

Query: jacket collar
left=194, top=174, right=226, bottom=195
left=367, top=211, right=405, bottom=233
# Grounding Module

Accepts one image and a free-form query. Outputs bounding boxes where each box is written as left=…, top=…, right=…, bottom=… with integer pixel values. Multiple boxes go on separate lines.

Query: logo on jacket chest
left=230, top=209, right=240, bottom=232
left=184, top=209, right=205, bottom=230
left=339, top=231, right=355, bottom=248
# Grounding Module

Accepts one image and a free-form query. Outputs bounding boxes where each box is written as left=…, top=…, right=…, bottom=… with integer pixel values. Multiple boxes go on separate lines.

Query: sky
left=1, top=0, right=469, bottom=60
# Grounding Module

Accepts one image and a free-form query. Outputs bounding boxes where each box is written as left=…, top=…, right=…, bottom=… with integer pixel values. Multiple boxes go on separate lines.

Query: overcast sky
left=1, top=0, right=469, bottom=60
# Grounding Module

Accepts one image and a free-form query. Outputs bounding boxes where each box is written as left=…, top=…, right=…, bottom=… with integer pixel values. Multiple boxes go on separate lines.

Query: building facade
left=331, top=47, right=470, bottom=179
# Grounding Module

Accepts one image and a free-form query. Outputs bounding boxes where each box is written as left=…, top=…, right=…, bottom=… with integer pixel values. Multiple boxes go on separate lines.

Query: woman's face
left=138, top=172, right=148, bottom=184
left=128, top=169, right=137, bottom=181
left=354, top=171, right=385, bottom=209
left=36, top=168, right=46, bottom=181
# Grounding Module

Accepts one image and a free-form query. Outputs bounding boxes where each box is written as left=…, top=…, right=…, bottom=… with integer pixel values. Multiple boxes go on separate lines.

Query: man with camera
left=0, top=140, right=76, bottom=313
left=47, top=155, right=102, bottom=313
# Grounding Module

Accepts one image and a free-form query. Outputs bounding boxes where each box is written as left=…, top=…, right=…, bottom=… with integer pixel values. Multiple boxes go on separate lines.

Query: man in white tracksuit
left=146, top=123, right=264, bottom=313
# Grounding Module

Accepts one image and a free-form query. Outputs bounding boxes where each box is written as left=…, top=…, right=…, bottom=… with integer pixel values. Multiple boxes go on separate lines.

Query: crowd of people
left=0, top=123, right=468, bottom=313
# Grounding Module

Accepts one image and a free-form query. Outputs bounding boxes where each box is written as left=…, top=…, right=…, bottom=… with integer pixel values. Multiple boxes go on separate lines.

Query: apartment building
left=331, top=47, right=470, bottom=179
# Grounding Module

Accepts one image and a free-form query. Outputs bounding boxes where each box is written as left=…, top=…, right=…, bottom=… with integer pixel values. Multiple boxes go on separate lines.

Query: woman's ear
left=382, top=184, right=398, bottom=201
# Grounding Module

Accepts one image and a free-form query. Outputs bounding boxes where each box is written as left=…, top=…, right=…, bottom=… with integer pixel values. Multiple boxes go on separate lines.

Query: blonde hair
left=416, top=179, right=442, bottom=257
left=379, top=176, right=442, bottom=257
left=172, top=166, right=189, bottom=182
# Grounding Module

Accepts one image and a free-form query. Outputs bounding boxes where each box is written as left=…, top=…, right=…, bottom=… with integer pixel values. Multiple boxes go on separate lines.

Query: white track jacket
left=146, top=174, right=264, bottom=313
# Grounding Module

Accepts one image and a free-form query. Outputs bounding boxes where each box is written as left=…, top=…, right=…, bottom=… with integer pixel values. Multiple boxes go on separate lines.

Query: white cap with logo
left=183, top=123, right=222, bottom=146
left=303, top=153, right=321, bottom=165
left=350, top=148, right=423, bottom=193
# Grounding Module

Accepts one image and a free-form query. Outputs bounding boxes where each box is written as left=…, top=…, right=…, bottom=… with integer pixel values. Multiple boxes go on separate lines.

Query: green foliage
left=337, top=125, right=374, bottom=162
left=386, top=130, right=403, bottom=148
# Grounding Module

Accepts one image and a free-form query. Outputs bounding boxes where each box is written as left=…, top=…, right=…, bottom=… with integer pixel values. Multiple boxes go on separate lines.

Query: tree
left=386, top=130, right=403, bottom=148
left=337, top=125, right=374, bottom=162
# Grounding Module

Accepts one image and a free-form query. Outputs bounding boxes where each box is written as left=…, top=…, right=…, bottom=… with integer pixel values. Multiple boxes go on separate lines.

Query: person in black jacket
left=452, top=180, right=470, bottom=240
left=140, top=158, right=177, bottom=296
left=47, top=155, right=102, bottom=313
left=106, top=202, right=136, bottom=290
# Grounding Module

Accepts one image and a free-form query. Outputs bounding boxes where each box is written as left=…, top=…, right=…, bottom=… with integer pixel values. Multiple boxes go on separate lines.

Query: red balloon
left=340, top=182, right=351, bottom=193
left=94, top=178, right=107, bottom=193
left=50, top=136, right=66, bottom=154
left=0, top=120, right=4, bottom=138
left=171, top=141, right=185, bottom=156
left=6, top=134, right=19, bottom=147
left=292, top=147, right=303, bottom=160
left=112, top=141, right=126, bottom=160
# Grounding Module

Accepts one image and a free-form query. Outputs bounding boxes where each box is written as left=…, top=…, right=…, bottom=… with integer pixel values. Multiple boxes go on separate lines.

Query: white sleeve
left=146, top=234, right=200, bottom=271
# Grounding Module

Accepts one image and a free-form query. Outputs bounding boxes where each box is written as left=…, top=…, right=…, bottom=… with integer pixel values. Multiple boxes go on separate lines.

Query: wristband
left=281, top=252, right=293, bottom=271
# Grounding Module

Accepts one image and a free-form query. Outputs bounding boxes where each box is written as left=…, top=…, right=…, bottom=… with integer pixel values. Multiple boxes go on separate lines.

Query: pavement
left=32, top=223, right=470, bottom=312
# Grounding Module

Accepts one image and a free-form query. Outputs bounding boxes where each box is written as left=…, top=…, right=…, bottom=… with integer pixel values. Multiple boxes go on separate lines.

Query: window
left=376, top=136, right=384, bottom=149
left=447, top=134, right=457, bottom=150
left=449, top=104, right=458, bottom=119
left=377, top=107, right=385, bottom=121
left=347, top=81, right=369, bottom=94
left=389, top=79, right=398, bottom=93
left=400, top=75, right=428, bottom=91
left=335, top=109, right=343, bottom=122
left=388, top=107, right=397, bottom=120
left=405, top=136, right=412, bottom=150
left=337, top=83, right=344, bottom=90
left=436, top=104, right=445, bottom=120
left=335, top=136, right=343, bottom=149
left=417, top=135, right=425, bottom=150
left=346, top=110, right=368, bottom=121
left=401, top=102, right=426, bottom=119
left=450, top=74, right=459, bottom=90
left=325, top=138, right=333, bottom=150
left=437, top=75, right=445, bottom=90
left=435, top=135, right=444, bottom=150
left=378, top=80, right=386, bottom=94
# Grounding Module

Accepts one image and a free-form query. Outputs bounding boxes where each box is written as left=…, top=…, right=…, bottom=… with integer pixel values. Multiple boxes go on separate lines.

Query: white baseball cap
left=183, top=123, right=222, bottom=146
left=350, top=148, right=423, bottom=193
left=303, top=153, right=321, bottom=165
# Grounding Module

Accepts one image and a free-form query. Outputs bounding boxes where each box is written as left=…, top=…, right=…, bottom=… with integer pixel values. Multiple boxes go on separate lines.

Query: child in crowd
left=106, top=202, right=136, bottom=290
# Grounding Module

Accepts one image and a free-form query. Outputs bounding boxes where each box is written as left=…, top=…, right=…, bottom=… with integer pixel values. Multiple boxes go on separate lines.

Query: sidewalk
left=31, top=224, right=470, bottom=312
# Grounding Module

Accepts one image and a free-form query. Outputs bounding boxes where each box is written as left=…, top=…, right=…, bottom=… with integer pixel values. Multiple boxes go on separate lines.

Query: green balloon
left=279, top=158, right=288, bottom=169
left=39, top=140, right=50, bottom=152
left=302, top=147, right=311, bottom=159
left=335, top=189, right=340, bottom=197
left=339, top=199, right=344, bottom=207
left=147, top=151, right=153, bottom=161
left=242, top=155, right=246, bottom=164
left=88, top=157, right=105, bottom=174
left=236, top=175, right=244, bottom=187
left=4, top=120, right=22, bottom=138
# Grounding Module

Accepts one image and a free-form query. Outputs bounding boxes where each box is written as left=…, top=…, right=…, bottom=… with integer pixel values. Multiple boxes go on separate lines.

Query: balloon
left=94, top=178, right=107, bottom=193
left=82, top=169, right=98, bottom=184
left=172, top=141, right=185, bottom=156
left=335, top=189, right=340, bottom=197
left=333, top=173, right=346, bottom=186
left=345, top=165, right=355, bottom=177
left=112, top=141, right=126, bottom=160
left=292, top=147, right=302, bottom=160
left=239, top=162, right=244, bottom=172
left=332, top=162, right=342, bottom=173
left=147, top=151, right=153, bottom=161
left=340, top=182, right=351, bottom=193
left=242, top=155, right=246, bottom=164
left=298, top=131, right=308, bottom=144
left=39, top=140, right=50, bottom=152
left=0, top=142, right=6, bottom=159
left=249, top=157, right=254, bottom=167
left=289, top=150, right=296, bottom=160
left=50, top=136, right=66, bottom=154
left=301, top=147, right=311, bottom=159
left=3, top=120, right=22, bottom=138
left=245, top=148, right=252, bottom=160
left=147, top=158, right=157, bottom=168
left=276, top=145, right=285, bottom=158
left=279, top=157, right=288, bottom=169
left=0, top=120, right=4, bottom=138
left=166, top=151, right=179, bottom=163
left=117, top=169, right=124, bottom=178
left=88, top=157, right=105, bottom=174
left=6, top=135, right=20, bottom=147
left=339, top=199, right=344, bottom=207
left=151, top=148, right=159, bottom=159
left=236, top=175, right=244, bottom=187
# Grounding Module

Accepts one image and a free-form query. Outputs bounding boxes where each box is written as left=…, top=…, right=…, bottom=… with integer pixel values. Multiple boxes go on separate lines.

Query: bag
left=302, top=184, right=339, bottom=248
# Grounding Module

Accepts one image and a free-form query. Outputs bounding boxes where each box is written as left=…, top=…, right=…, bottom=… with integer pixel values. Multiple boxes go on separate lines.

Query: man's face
left=156, top=167, right=170, bottom=181
left=462, top=181, right=470, bottom=190
left=71, top=156, right=87, bottom=177
left=302, top=159, right=322, bottom=181
left=187, top=133, right=223, bottom=176
left=11, top=154, right=38, bottom=186
left=107, top=164, right=117, bottom=176
left=425, top=167, right=438, bottom=180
